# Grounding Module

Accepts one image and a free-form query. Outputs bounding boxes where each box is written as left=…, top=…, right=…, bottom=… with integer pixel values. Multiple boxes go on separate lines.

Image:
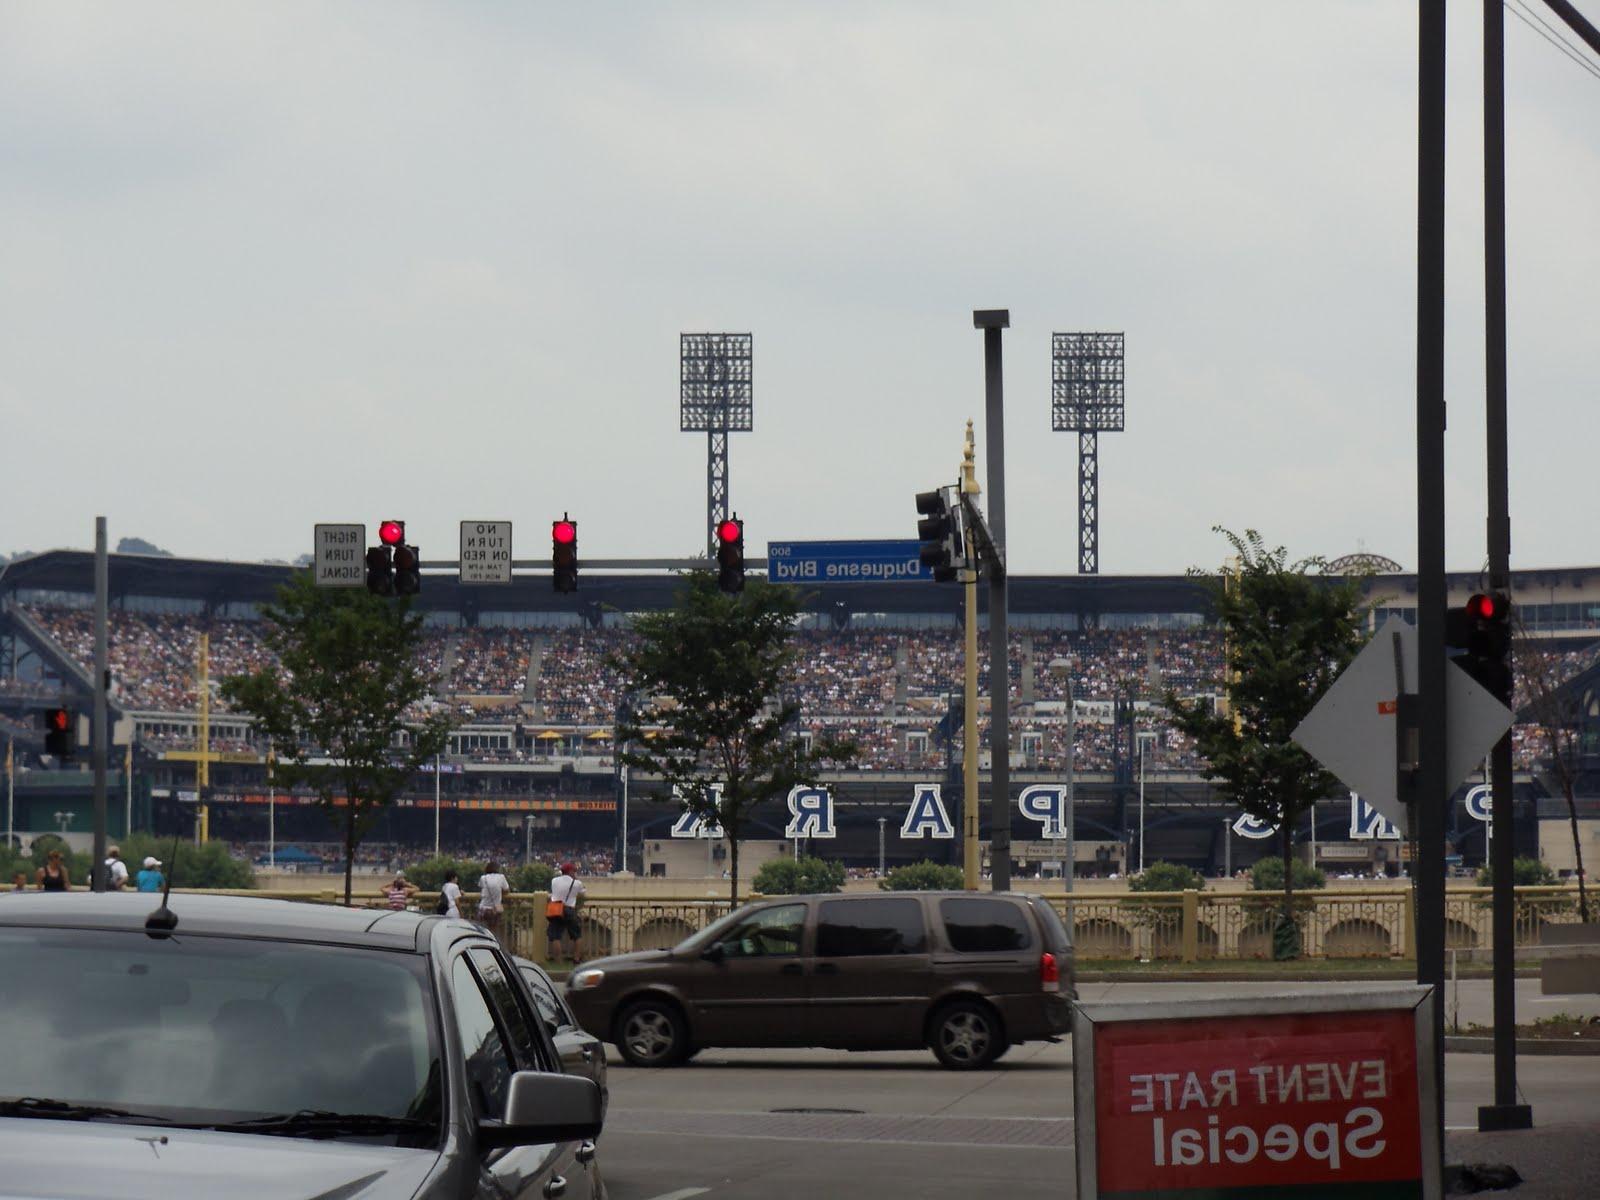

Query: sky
left=2, top=1, right=1597, bottom=576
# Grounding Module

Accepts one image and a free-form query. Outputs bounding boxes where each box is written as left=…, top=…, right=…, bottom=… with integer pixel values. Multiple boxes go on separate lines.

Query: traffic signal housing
left=393, top=542, right=421, bottom=596
left=1445, top=591, right=1512, bottom=704
left=552, top=516, right=578, bottom=593
left=365, top=545, right=394, bottom=595
left=43, top=707, right=74, bottom=757
left=915, top=488, right=962, bottom=583
left=716, top=517, right=745, bottom=594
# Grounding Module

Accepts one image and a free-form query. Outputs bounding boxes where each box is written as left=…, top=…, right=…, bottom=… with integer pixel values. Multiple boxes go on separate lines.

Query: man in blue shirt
left=136, top=856, right=164, bottom=892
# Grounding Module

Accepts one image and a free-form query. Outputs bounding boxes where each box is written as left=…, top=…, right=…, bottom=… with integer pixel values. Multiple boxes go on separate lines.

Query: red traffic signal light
left=378, top=520, right=405, bottom=546
left=43, top=707, right=75, bottom=757
left=553, top=519, right=577, bottom=546
left=716, top=515, right=745, bottom=594
left=552, top=515, right=578, bottom=593
left=48, top=708, right=70, bottom=732
left=1467, top=592, right=1500, bottom=621
left=716, top=519, right=742, bottom=546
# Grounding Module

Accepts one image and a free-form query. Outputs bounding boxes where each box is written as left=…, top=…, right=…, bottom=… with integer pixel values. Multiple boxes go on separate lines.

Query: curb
left=1078, top=968, right=1540, bottom=983
left=1444, top=1035, right=1600, bottom=1056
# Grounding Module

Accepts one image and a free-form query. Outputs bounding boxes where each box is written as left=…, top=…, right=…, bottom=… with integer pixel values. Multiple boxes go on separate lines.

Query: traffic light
left=365, top=545, right=394, bottom=595
left=1446, top=591, right=1512, bottom=704
left=393, top=542, right=421, bottom=596
left=915, top=488, right=961, bottom=583
left=43, top=707, right=74, bottom=757
left=552, top=516, right=578, bottom=593
left=716, top=516, right=745, bottom=594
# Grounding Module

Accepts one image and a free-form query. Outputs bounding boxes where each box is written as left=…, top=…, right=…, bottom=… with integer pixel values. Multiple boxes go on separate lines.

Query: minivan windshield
left=0, top=928, right=442, bottom=1145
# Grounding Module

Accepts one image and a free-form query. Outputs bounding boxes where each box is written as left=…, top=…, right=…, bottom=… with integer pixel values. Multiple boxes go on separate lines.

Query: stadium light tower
left=1051, top=332, right=1125, bottom=574
left=680, top=333, right=753, bottom=558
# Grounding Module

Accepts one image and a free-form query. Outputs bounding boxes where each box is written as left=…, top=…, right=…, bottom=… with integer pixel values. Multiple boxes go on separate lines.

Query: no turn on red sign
left=1074, top=988, right=1440, bottom=1200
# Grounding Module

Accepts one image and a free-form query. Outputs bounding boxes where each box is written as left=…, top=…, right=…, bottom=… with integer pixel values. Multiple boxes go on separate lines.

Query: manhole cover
left=769, top=1107, right=864, bottom=1115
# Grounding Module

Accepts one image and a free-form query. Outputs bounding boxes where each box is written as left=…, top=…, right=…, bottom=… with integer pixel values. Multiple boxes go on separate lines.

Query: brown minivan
left=564, top=890, right=1074, bottom=1070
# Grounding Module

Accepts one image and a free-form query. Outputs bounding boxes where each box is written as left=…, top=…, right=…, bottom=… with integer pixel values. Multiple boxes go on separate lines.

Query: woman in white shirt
left=441, top=869, right=463, bottom=919
left=476, top=860, right=511, bottom=944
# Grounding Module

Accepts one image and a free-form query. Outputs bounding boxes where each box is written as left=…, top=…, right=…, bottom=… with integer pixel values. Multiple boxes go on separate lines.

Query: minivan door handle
left=576, top=1140, right=597, bottom=1164
left=544, top=1175, right=567, bottom=1199
left=779, top=962, right=804, bottom=976
left=814, top=962, right=839, bottom=976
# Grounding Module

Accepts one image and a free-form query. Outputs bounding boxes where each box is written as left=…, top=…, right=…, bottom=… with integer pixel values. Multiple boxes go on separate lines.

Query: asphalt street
left=596, top=980, right=1600, bottom=1200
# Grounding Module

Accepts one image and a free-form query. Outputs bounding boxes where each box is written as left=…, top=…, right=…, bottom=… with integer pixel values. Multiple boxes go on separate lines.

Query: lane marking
left=640, top=1190, right=711, bottom=1200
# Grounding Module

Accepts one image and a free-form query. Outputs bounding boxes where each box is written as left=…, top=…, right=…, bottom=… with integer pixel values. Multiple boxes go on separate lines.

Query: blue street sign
left=765, top=539, right=934, bottom=584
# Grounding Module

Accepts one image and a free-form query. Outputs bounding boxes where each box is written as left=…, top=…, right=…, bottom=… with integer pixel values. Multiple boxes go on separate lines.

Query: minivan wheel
left=616, top=999, right=689, bottom=1067
left=930, top=1001, right=1005, bottom=1070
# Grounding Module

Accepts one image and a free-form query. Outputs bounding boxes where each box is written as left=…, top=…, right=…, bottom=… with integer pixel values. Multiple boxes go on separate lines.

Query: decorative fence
left=220, top=886, right=1585, bottom=964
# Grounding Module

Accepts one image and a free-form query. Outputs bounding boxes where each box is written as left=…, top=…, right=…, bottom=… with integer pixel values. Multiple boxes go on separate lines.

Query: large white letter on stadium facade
left=1347, top=794, right=1401, bottom=841
left=669, top=785, right=724, bottom=838
left=1231, top=812, right=1278, bottom=840
left=1018, top=785, right=1067, bottom=838
left=902, top=784, right=954, bottom=839
left=785, top=787, right=835, bottom=838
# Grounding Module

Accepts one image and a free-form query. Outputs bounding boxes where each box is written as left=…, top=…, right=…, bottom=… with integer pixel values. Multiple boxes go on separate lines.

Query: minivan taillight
left=1040, top=951, right=1060, bottom=993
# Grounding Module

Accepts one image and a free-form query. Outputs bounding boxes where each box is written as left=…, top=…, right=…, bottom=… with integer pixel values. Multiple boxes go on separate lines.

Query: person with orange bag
left=545, top=862, right=586, bottom=964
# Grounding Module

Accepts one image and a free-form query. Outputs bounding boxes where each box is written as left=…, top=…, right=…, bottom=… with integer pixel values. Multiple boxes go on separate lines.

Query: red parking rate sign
left=1077, top=992, right=1438, bottom=1200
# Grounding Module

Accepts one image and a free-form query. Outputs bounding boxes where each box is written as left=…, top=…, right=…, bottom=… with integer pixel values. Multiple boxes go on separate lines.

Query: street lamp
left=878, top=817, right=887, bottom=878
left=54, top=810, right=72, bottom=834
left=1047, top=657, right=1077, bottom=902
left=1136, top=731, right=1157, bottom=875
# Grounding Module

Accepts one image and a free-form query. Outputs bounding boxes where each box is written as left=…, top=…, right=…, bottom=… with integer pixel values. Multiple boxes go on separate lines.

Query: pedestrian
left=37, top=849, right=71, bottom=891
left=104, top=846, right=129, bottom=890
left=10, top=871, right=28, bottom=892
left=440, top=869, right=462, bottom=919
left=384, top=870, right=419, bottom=911
left=546, top=862, right=586, bottom=964
left=476, top=860, right=510, bottom=942
left=136, top=856, right=165, bottom=892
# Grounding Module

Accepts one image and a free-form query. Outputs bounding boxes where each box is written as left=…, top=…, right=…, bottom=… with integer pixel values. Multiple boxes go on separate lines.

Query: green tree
left=119, top=833, right=255, bottom=889
left=881, top=860, right=965, bottom=891
left=1165, top=529, right=1368, bottom=959
left=613, top=572, right=854, bottom=904
left=1129, top=861, right=1208, bottom=893
left=1514, top=632, right=1591, bottom=922
left=221, top=573, right=453, bottom=905
left=1249, top=855, right=1327, bottom=893
left=752, top=855, right=846, bottom=895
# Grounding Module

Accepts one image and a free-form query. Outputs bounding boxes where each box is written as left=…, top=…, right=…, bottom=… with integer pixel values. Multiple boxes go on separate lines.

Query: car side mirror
left=701, top=942, right=725, bottom=964
left=479, top=1071, right=603, bottom=1150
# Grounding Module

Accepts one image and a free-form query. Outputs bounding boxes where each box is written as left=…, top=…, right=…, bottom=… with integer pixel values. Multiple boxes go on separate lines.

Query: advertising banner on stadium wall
left=1073, top=988, right=1439, bottom=1200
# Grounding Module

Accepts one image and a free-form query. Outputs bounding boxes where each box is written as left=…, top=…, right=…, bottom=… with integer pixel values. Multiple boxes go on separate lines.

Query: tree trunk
left=343, top=805, right=356, bottom=906
left=1565, top=779, right=1591, bottom=924
left=1276, top=814, right=1298, bottom=960
left=729, top=833, right=740, bottom=907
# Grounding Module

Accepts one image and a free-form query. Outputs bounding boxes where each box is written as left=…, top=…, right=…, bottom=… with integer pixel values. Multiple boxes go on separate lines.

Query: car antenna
left=144, top=834, right=182, bottom=935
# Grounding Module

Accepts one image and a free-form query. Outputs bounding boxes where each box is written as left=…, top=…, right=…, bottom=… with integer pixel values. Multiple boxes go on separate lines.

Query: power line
left=1506, top=0, right=1600, bottom=82
left=1517, top=0, right=1600, bottom=66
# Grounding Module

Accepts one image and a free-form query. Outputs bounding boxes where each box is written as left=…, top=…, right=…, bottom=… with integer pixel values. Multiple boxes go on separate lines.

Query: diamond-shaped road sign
left=1291, top=619, right=1513, bottom=836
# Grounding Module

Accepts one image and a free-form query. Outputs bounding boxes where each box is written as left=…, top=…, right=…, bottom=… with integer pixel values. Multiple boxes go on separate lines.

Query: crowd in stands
left=15, top=604, right=1597, bottom=776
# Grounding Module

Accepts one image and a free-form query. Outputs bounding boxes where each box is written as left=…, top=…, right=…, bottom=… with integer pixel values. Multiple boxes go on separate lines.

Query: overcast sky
left=2, top=1, right=1596, bottom=576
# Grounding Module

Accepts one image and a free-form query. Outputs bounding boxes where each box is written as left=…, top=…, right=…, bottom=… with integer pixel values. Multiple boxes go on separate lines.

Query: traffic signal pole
left=961, top=422, right=981, bottom=891
left=974, top=309, right=1011, bottom=892
left=92, top=517, right=109, bottom=892
left=1479, top=0, right=1532, bottom=1132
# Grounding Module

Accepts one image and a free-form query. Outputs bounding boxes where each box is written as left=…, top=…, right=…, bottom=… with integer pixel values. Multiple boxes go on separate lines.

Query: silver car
left=0, top=893, right=606, bottom=1199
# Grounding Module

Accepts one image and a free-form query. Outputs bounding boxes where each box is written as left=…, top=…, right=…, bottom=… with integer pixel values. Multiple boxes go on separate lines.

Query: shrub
left=1477, top=857, right=1557, bottom=888
left=880, top=860, right=964, bottom=892
left=510, top=862, right=555, bottom=893
left=119, top=834, right=256, bottom=890
left=1129, top=861, right=1207, bottom=893
left=1249, top=856, right=1327, bottom=892
left=753, top=856, right=846, bottom=895
left=402, top=856, right=481, bottom=892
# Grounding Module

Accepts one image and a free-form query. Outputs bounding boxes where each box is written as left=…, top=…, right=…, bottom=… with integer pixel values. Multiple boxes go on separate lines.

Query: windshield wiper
left=0, top=1097, right=173, bottom=1124
left=207, top=1110, right=436, bottom=1140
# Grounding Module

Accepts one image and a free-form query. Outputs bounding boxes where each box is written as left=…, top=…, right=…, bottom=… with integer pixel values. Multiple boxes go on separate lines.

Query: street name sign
left=460, top=521, right=513, bottom=585
left=313, top=524, right=365, bottom=587
left=1291, top=620, right=1513, bottom=835
left=766, top=539, right=933, bottom=584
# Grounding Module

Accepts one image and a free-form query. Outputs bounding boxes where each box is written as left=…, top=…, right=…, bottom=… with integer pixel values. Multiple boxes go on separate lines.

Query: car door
left=687, top=901, right=812, bottom=1046
left=809, top=896, right=932, bottom=1047
left=449, top=946, right=595, bottom=1200
left=518, top=962, right=607, bottom=1113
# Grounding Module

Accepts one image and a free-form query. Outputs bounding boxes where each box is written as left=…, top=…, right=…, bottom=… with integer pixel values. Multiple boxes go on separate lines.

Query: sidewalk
left=1446, top=1123, right=1600, bottom=1197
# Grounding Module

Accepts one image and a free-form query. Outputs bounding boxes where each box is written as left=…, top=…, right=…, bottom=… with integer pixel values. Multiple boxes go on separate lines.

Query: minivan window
left=713, top=904, right=806, bottom=958
left=816, top=898, right=926, bottom=957
left=450, top=955, right=516, bottom=1121
left=939, top=897, right=1033, bottom=953
left=469, top=948, right=555, bottom=1072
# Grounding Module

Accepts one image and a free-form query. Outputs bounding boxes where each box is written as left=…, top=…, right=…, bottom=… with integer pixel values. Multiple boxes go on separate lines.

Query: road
left=597, top=980, right=1600, bottom=1200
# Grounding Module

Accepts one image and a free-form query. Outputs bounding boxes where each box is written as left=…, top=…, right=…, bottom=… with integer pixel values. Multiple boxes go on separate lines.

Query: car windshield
left=677, top=903, right=767, bottom=953
left=0, top=928, right=442, bottom=1144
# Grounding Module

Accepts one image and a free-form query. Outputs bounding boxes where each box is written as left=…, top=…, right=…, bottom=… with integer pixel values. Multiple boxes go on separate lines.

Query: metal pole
left=974, top=309, right=1011, bottom=891
left=92, top=517, right=108, bottom=892
left=6, top=737, right=13, bottom=854
left=124, top=741, right=132, bottom=839
left=621, top=764, right=630, bottom=875
left=433, top=753, right=441, bottom=857
left=268, top=755, right=276, bottom=869
left=962, top=422, right=981, bottom=890
left=1309, top=799, right=1317, bottom=869
left=1138, top=737, right=1146, bottom=874
left=1223, top=815, right=1232, bottom=878
left=878, top=817, right=886, bottom=878
left=1416, top=0, right=1450, bottom=1158
left=1066, top=690, right=1076, bottom=909
left=1479, top=0, right=1531, bottom=1132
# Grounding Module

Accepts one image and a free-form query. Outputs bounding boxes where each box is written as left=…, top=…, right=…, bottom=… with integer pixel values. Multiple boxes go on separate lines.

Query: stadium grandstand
left=2, top=549, right=1597, bottom=879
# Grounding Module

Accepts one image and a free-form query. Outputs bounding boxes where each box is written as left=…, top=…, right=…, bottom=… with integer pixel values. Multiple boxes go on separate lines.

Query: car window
left=468, top=948, right=556, bottom=1073
left=816, top=898, right=926, bottom=957
left=713, top=903, right=806, bottom=958
left=939, top=897, right=1034, bottom=953
left=518, top=966, right=569, bottom=1032
left=450, top=955, right=516, bottom=1121
left=0, top=927, right=440, bottom=1138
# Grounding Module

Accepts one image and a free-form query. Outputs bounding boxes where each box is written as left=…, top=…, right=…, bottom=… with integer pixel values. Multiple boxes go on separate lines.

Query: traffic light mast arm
left=958, top=493, right=1004, bottom=579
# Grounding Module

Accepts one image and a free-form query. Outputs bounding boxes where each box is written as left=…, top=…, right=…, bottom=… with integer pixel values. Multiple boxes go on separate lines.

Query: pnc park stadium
left=2, top=546, right=1596, bottom=883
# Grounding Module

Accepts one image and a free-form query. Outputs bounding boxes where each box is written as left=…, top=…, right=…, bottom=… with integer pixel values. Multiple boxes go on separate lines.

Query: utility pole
left=91, top=517, right=108, bottom=891
left=1479, top=0, right=1532, bottom=1133
left=961, top=420, right=982, bottom=891
left=196, top=633, right=210, bottom=845
left=974, top=309, right=1012, bottom=891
